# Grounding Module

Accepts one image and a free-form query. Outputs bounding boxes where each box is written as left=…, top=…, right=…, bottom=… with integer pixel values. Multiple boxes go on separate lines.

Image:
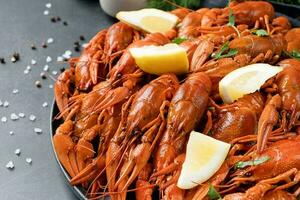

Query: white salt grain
left=34, top=127, right=42, bottom=134
left=42, top=102, right=48, bottom=108
left=46, top=56, right=52, bottom=63
left=43, top=65, right=49, bottom=72
left=10, top=113, right=19, bottom=121
left=14, top=149, right=21, bottom=156
left=18, top=113, right=25, bottom=118
left=31, top=59, right=37, bottom=65
left=47, top=38, right=54, bottom=44
left=6, top=161, right=14, bottom=169
left=12, top=89, right=19, bottom=94
left=45, top=3, right=52, bottom=8
left=1, top=116, right=7, bottom=123
left=29, top=114, right=36, bottom=121
left=57, top=56, right=64, bottom=62
left=26, top=158, right=32, bottom=164
left=43, top=10, right=49, bottom=15
left=52, top=70, right=58, bottom=75
left=49, top=84, right=53, bottom=89
left=9, top=131, right=14, bottom=135
left=3, top=101, right=9, bottom=107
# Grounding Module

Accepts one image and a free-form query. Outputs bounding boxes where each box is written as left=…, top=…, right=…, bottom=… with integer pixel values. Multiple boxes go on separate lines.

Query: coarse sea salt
left=45, top=3, right=52, bottom=8
left=6, top=161, right=14, bottom=169
left=29, top=114, right=36, bottom=121
left=47, top=38, right=54, bottom=44
left=14, top=149, right=21, bottom=156
left=34, top=127, right=42, bottom=134
left=26, top=158, right=32, bottom=164
left=43, top=10, right=49, bottom=15
left=12, top=89, right=19, bottom=94
left=10, top=113, right=19, bottom=121
left=3, top=101, right=9, bottom=107
left=46, top=56, right=52, bottom=63
left=1, top=116, right=7, bottom=123
left=18, top=113, right=25, bottom=118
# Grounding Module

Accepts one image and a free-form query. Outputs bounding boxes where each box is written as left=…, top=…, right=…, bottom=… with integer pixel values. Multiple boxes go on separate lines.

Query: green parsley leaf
left=207, top=106, right=215, bottom=111
left=291, top=50, right=300, bottom=58
left=235, top=156, right=270, bottom=169
left=212, top=42, right=229, bottom=59
left=252, top=29, right=269, bottom=37
left=284, top=50, right=300, bottom=60
left=147, top=0, right=201, bottom=11
left=228, top=9, right=235, bottom=26
left=212, top=42, right=238, bottom=59
left=172, top=37, right=187, bottom=44
left=208, top=185, right=222, bottom=200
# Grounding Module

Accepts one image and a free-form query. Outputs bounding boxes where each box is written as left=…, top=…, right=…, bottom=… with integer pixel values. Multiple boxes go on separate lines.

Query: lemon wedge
left=116, top=8, right=178, bottom=34
left=219, top=63, right=283, bottom=103
left=129, top=43, right=189, bottom=75
left=177, top=131, right=230, bottom=189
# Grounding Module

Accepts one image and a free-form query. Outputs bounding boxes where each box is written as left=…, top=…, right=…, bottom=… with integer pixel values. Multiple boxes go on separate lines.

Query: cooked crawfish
left=210, top=92, right=265, bottom=143
left=106, top=74, right=179, bottom=200
left=285, top=28, right=300, bottom=52
left=218, top=1, right=275, bottom=26
left=54, top=68, right=75, bottom=119
left=228, top=135, right=300, bottom=190
left=152, top=72, right=212, bottom=199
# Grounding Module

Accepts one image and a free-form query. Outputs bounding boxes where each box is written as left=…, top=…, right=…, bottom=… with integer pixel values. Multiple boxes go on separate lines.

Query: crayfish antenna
left=70, top=155, right=106, bottom=185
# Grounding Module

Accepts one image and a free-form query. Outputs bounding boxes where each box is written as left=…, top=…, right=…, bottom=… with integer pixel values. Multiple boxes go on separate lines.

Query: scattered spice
left=40, top=72, right=47, bottom=79
left=79, top=35, right=85, bottom=41
left=14, top=149, right=21, bottom=156
left=31, top=59, right=37, bottom=65
left=42, top=42, right=48, bottom=48
left=29, top=114, right=36, bottom=121
left=63, top=21, right=68, bottom=26
left=47, top=38, right=54, bottom=44
left=6, top=161, right=14, bottom=170
left=43, top=10, right=49, bottom=15
left=0, top=57, right=5, bottom=64
left=35, top=80, right=42, bottom=88
left=42, top=102, right=48, bottom=108
left=31, top=44, right=37, bottom=50
left=60, top=67, right=65, bottom=72
left=26, top=158, right=32, bottom=164
left=10, top=113, right=19, bottom=121
left=34, top=127, right=43, bottom=134
left=11, top=52, right=20, bottom=63
left=50, top=16, right=57, bottom=23
left=1, top=116, right=7, bottom=123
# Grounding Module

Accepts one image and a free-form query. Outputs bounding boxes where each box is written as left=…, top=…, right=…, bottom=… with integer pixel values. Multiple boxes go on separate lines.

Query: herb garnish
left=252, top=29, right=269, bottom=37
left=284, top=50, right=300, bottom=60
left=227, top=9, right=240, bottom=37
left=235, top=156, right=270, bottom=169
left=172, top=37, right=187, bottom=44
left=212, top=42, right=238, bottom=59
left=147, top=0, right=201, bottom=11
left=208, top=185, right=222, bottom=200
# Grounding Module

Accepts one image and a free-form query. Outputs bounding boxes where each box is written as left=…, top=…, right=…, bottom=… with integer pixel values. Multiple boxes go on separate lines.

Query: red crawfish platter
left=52, top=1, right=300, bottom=200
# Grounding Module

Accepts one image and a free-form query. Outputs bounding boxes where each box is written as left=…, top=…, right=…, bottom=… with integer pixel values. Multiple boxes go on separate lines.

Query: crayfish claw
left=257, top=94, right=281, bottom=153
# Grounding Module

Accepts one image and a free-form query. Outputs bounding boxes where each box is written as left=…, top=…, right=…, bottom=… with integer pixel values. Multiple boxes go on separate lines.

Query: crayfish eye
left=117, top=73, right=122, bottom=79
left=245, top=172, right=252, bottom=177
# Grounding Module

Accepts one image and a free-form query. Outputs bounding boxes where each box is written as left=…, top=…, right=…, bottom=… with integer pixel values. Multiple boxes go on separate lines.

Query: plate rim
left=49, top=98, right=87, bottom=200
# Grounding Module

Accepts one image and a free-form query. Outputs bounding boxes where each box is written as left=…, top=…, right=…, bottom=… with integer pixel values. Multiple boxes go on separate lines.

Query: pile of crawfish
left=53, top=1, right=300, bottom=199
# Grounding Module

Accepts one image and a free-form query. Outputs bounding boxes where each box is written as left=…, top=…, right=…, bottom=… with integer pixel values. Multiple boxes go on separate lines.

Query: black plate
left=50, top=3, right=300, bottom=199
